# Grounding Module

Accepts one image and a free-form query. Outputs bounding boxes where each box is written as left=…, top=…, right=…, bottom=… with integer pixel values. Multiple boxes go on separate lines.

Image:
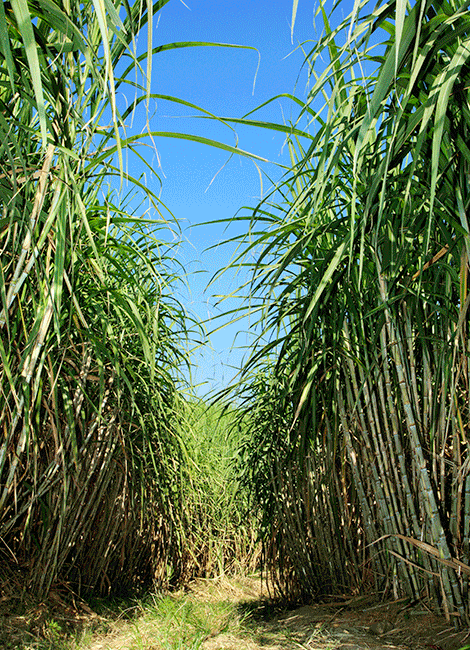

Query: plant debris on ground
left=2, top=576, right=470, bottom=650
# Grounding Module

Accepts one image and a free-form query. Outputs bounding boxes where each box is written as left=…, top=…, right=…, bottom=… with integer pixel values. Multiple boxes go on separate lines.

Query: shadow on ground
left=231, top=590, right=470, bottom=650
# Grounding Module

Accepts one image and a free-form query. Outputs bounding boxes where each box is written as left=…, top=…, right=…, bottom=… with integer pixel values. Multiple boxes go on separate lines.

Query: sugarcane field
left=2, top=0, right=470, bottom=648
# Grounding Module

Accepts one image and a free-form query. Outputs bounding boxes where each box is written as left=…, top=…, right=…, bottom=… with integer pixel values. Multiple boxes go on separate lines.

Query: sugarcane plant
left=177, top=399, right=260, bottom=578
left=229, top=0, right=470, bottom=624
left=0, top=0, right=256, bottom=597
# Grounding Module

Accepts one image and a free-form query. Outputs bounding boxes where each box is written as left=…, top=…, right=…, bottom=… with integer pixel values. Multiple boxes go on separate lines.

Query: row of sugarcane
left=237, top=198, right=470, bottom=621
left=233, top=0, right=470, bottom=625
left=0, top=0, right=257, bottom=598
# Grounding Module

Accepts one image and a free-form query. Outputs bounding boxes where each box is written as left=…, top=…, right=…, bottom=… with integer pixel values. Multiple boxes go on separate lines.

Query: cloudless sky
left=126, top=0, right=336, bottom=397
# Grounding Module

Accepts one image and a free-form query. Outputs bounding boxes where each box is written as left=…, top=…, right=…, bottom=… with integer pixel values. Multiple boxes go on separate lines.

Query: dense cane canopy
left=230, top=0, right=470, bottom=624
left=0, top=0, right=190, bottom=596
left=0, top=0, right=258, bottom=596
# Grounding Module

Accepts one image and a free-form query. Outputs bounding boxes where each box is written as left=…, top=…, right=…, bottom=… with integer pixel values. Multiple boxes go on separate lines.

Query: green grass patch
left=0, top=576, right=265, bottom=650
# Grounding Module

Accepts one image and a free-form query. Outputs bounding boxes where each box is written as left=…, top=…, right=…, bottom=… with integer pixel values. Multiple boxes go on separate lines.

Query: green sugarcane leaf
left=0, top=1, right=16, bottom=92
left=11, top=0, right=48, bottom=146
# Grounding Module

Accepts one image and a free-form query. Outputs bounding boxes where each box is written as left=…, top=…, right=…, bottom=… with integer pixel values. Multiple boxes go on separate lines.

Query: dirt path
left=85, top=577, right=470, bottom=650
left=2, top=575, right=469, bottom=649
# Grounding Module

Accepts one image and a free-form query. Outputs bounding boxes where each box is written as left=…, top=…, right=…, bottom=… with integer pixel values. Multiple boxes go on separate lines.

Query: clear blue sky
left=126, top=0, right=335, bottom=397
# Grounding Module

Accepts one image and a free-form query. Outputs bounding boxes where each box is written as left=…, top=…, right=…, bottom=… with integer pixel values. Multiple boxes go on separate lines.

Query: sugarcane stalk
left=0, top=144, right=55, bottom=328
left=378, top=270, right=465, bottom=620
